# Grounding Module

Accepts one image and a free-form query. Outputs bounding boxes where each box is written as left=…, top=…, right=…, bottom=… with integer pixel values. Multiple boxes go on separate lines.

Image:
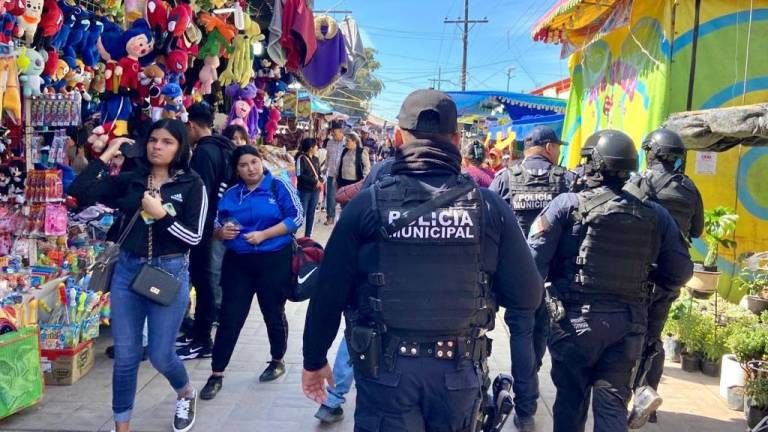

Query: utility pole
left=428, top=66, right=452, bottom=90
left=444, top=0, right=487, bottom=91
left=506, top=66, right=515, bottom=92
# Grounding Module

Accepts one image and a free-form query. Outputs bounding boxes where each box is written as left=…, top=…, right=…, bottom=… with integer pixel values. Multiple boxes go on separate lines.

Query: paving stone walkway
left=0, top=219, right=750, bottom=431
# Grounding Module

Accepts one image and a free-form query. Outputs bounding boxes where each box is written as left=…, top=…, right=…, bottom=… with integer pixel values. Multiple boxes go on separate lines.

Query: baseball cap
left=524, top=126, right=562, bottom=149
left=398, top=89, right=457, bottom=134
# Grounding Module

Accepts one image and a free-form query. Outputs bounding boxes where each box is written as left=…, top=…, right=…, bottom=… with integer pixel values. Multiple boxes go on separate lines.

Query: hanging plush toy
left=97, top=19, right=126, bottom=94
left=115, top=19, right=154, bottom=92
left=219, top=35, right=254, bottom=87
left=161, top=82, right=187, bottom=122
left=62, top=14, right=89, bottom=61
left=145, top=0, right=168, bottom=45
left=50, top=6, right=76, bottom=50
left=34, top=0, right=62, bottom=47
left=41, top=47, right=57, bottom=86
left=81, top=17, right=104, bottom=68
left=0, top=7, right=17, bottom=45
left=225, top=84, right=260, bottom=140
left=197, top=28, right=229, bottom=59
left=158, top=2, right=191, bottom=54
left=164, top=49, right=187, bottom=85
left=17, top=47, right=45, bottom=96
left=16, top=0, right=42, bottom=45
left=265, top=106, right=281, bottom=144
left=139, top=63, right=166, bottom=121
left=198, top=56, right=218, bottom=95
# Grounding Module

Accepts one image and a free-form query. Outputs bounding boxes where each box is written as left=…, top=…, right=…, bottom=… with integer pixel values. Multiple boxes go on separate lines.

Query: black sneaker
left=173, top=389, right=197, bottom=432
left=314, top=405, right=344, bottom=423
left=175, top=334, right=194, bottom=347
left=258, top=360, right=286, bottom=382
left=105, top=346, right=148, bottom=361
left=513, top=413, right=536, bottom=432
left=200, top=376, right=223, bottom=400
left=176, top=341, right=212, bottom=361
left=649, top=412, right=658, bottom=423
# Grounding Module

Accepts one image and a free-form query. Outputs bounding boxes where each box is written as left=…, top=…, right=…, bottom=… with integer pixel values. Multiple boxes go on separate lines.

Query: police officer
left=527, top=129, right=693, bottom=432
left=628, top=128, right=704, bottom=427
left=301, top=89, right=543, bottom=431
left=570, top=134, right=599, bottom=193
left=489, top=125, right=572, bottom=431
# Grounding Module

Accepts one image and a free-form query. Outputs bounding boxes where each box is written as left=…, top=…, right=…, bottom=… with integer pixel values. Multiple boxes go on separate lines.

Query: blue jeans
left=110, top=251, right=191, bottom=423
left=299, top=189, right=320, bottom=237
left=325, top=177, right=337, bottom=220
left=505, top=307, right=540, bottom=418
left=325, top=337, right=355, bottom=409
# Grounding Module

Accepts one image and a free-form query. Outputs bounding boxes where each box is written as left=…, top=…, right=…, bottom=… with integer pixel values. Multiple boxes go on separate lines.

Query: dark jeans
left=188, top=235, right=225, bottom=345
left=299, top=189, right=320, bottom=237
left=549, top=303, right=646, bottom=432
left=354, top=357, right=482, bottom=431
left=325, top=176, right=337, bottom=219
left=505, top=305, right=542, bottom=418
left=110, top=251, right=190, bottom=422
left=211, top=246, right=292, bottom=372
left=637, top=289, right=678, bottom=391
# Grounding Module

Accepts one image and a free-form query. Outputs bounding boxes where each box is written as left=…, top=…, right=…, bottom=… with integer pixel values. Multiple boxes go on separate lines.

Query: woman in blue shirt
left=201, top=145, right=303, bottom=400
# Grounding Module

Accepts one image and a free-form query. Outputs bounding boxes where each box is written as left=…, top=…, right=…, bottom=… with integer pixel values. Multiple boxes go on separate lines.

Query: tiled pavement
left=0, top=219, right=750, bottom=432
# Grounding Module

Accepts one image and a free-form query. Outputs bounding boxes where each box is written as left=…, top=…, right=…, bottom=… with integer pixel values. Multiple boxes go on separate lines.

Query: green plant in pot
left=738, top=252, right=768, bottom=316
left=690, top=207, right=738, bottom=298
left=678, top=309, right=707, bottom=372
left=745, top=372, right=768, bottom=428
left=662, top=299, right=690, bottom=362
left=701, top=318, right=732, bottom=377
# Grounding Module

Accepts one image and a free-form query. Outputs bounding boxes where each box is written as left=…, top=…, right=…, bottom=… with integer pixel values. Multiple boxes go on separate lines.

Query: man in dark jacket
left=177, top=103, right=236, bottom=360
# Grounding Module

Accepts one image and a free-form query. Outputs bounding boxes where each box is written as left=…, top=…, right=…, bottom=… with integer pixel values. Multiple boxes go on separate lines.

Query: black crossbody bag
left=130, top=182, right=183, bottom=306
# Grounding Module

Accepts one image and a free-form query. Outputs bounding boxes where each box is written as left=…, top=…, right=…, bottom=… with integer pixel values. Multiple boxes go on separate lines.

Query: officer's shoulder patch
left=528, top=216, right=550, bottom=238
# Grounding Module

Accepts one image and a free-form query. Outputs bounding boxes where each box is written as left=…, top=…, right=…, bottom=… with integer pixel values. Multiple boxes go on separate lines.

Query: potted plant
left=678, top=309, right=706, bottom=372
left=738, top=253, right=768, bottom=315
left=662, top=299, right=690, bottom=362
left=745, top=373, right=768, bottom=427
left=701, top=318, right=730, bottom=377
left=689, top=207, right=738, bottom=298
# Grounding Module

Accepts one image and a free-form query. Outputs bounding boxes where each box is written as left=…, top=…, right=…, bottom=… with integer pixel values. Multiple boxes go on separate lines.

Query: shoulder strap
left=117, top=210, right=141, bottom=246
left=303, top=154, right=320, bottom=179
left=382, top=179, right=476, bottom=236
left=579, top=189, right=618, bottom=215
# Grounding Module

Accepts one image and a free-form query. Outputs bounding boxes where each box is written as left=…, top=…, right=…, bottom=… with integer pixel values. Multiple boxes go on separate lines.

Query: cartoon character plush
left=115, top=19, right=154, bottom=92
left=49, top=4, right=75, bottom=50
left=145, top=0, right=168, bottom=36
left=17, top=47, right=45, bottom=96
left=3, top=0, right=25, bottom=16
left=50, top=58, right=70, bottom=92
left=35, top=0, right=62, bottom=45
left=164, top=49, right=187, bottom=85
left=16, top=0, right=42, bottom=45
left=0, top=167, right=10, bottom=202
left=265, top=106, right=280, bottom=144
left=62, top=14, right=89, bottom=61
left=198, top=56, right=218, bottom=95
left=161, top=82, right=186, bottom=121
left=81, top=17, right=104, bottom=68
left=0, top=11, right=18, bottom=44
left=157, top=2, right=191, bottom=54
left=8, top=160, right=25, bottom=204
left=97, top=19, right=126, bottom=94
left=139, top=63, right=166, bottom=120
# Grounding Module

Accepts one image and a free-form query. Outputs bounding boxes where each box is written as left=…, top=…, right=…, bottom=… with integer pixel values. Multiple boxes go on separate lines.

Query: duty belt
left=389, top=336, right=490, bottom=364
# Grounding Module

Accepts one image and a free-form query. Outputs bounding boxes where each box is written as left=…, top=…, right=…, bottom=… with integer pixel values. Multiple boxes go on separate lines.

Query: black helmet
left=589, top=130, right=638, bottom=174
left=580, top=133, right=600, bottom=158
left=642, top=128, right=686, bottom=162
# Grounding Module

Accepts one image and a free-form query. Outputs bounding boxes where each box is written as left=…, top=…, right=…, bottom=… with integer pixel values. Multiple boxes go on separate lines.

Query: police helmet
left=642, top=128, right=686, bottom=162
left=589, top=130, right=638, bottom=174
left=580, top=133, right=600, bottom=158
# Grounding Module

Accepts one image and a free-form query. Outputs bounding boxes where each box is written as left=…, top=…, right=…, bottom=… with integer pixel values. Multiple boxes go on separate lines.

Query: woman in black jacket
left=336, top=131, right=370, bottom=188
left=295, top=138, right=323, bottom=237
left=69, top=119, right=206, bottom=432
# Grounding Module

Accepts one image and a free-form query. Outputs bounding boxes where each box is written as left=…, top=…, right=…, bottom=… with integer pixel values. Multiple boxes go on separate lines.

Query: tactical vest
left=640, top=170, right=697, bottom=237
left=365, top=175, right=495, bottom=338
left=570, top=187, right=659, bottom=304
left=508, top=163, right=568, bottom=235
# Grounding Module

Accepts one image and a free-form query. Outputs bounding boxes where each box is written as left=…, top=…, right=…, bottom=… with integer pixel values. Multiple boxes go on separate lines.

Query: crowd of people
left=67, top=88, right=704, bottom=432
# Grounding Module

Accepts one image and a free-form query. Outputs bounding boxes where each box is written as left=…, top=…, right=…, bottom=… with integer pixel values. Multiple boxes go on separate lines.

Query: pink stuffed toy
left=265, top=106, right=281, bottom=144
left=198, top=56, right=219, bottom=95
left=228, top=99, right=253, bottom=130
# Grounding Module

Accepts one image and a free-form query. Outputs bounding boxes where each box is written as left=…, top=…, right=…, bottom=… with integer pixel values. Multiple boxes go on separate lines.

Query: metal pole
left=444, top=1, right=487, bottom=92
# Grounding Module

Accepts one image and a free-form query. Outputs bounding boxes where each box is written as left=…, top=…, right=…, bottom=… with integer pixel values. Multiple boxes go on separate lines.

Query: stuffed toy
left=62, top=13, right=90, bottom=61
left=161, top=82, right=186, bottom=122
left=50, top=58, right=70, bottom=92
left=90, top=63, right=105, bottom=94
left=41, top=47, right=57, bottom=86
left=8, top=160, right=25, bottom=204
left=17, top=47, right=45, bottom=96
left=0, top=12, right=17, bottom=44
left=145, top=0, right=168, bottom=46
left=179, top=19, right=202, bottom=54
left=198, top=12, right=235, bottom=43
left=49, top=5, right=75, bottom=50
left=165, top=49, right=187, bottom=85
left=3, top=0, right=24, bottom=16
left=140, top=64, right=166, bottom=121
left=35, top=0, right=62, bottom=46
left=81, top=17, right=103, bottom=68
left=265, top=105, right=280, bottom=144
left=225, top=84, right=260, bottom=139
left=124, top=0, right=142, bottom=23
left=0, top=167, right=10, bottom=202
left=64, top=58, right=86, bottom=92
left=242, top=13, right=265, bottom=42
left=219, top=35, right=253, bottom=87
left=115, top=19, right=154, bottom=92
left=256, top=58, right=280, bottom=80
left=198, top=56, right=218, bottom=95
left=97, top=19, right=126, bottom=94
left=197, top=28, right=229, bottom=59
left=157, top=2, right=191, bottom=54
left=16, top=0, right=42, bottom=45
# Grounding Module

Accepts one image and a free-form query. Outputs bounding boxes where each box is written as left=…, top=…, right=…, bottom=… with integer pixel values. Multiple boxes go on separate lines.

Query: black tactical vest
left=570, top=187, right=659, bottom=304
left=640, top=170, right=697, bottom=237
left=508, top=163, right=568, bottom=235
left=365, top=175, right=495, bottom=338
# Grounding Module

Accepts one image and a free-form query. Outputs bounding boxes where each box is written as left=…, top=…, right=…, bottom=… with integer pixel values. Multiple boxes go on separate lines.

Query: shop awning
left=445, top=91, right=566, bottom=118
left=663, top=104, right=768, bottom=152
left=531, top=0, right=627, bottom=48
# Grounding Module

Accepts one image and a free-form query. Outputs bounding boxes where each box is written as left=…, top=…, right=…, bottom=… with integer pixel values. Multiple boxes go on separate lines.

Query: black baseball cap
left=398, top=89, right=457, bottom=134
left=524, top=126, right=562, bottom=149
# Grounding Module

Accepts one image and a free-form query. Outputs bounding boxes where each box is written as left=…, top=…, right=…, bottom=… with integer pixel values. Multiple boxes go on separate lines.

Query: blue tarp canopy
left=297, top=90, right=335, bottom=114
left=445, top=91, right=566, bottom=140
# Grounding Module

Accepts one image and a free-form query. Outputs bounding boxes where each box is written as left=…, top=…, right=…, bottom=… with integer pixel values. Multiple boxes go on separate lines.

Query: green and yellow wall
left=560, top=0, right=768, bottom=301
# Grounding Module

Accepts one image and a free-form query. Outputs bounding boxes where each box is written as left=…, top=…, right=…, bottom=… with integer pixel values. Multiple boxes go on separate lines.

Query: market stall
left=0, top=0, right=367, bottom=419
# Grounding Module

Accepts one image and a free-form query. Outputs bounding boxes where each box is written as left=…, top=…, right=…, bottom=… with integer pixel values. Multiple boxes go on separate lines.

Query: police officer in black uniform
left=627, top=128, right=704, bottom=428
left=570, top=133, right=599, bottom=193
left=527, top=129, right=693, bottom=432
left=301, top=89, right=543, bottom=431
left=489, top=125, right=573, bottom=431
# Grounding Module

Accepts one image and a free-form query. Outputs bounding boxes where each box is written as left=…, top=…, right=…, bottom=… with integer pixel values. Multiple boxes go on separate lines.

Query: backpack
left=269, top=179, right=325, bottom=302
